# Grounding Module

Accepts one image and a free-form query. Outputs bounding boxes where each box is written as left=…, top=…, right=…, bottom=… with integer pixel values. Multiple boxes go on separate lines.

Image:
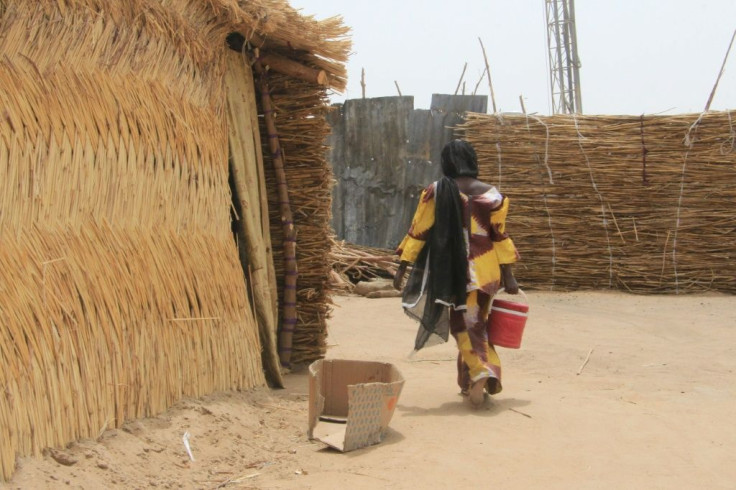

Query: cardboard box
left=308, top=359, right=404, bottom=452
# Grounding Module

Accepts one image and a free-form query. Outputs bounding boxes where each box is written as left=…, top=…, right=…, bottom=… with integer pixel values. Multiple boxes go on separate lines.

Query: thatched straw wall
left=459, top=111, right=736, bottom=294
left=0, top=0, right=348, bottom=480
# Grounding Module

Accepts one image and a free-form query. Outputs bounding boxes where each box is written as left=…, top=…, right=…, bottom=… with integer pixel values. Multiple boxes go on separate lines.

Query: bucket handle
left=494, top=287, right=528, bottom=305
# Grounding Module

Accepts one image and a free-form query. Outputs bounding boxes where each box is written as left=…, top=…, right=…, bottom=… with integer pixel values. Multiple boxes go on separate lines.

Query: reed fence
left=459, top=111, right=736, bottom=294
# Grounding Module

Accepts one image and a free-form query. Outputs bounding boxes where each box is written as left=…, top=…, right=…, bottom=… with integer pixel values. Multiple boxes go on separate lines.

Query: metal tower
left=545, top=0, right=583, bottom=113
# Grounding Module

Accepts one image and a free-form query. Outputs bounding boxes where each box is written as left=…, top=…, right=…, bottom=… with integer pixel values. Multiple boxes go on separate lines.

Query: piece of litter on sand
left=182, top=431, right=195, bottom=462
left=216, top=473, right=261, bottom=488
left=508, top=408, right=532, bottom=419
left=577, top=347, right=595, bottom=375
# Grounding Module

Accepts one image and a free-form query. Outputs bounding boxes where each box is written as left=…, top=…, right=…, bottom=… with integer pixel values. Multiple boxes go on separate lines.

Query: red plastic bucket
left=487, top=289, right=529, bottom=349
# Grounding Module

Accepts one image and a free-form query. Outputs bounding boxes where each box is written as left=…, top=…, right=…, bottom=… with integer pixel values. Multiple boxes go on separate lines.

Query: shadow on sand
left=397, top=396, right=531, bottom=418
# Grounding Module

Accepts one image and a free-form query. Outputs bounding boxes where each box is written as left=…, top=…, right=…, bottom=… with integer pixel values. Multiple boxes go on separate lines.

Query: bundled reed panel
left=459, top=112, right=736, bottom=294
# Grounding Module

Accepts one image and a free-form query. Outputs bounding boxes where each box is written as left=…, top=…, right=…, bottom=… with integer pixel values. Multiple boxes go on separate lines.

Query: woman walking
left=394, top=139, right=520, bottom=408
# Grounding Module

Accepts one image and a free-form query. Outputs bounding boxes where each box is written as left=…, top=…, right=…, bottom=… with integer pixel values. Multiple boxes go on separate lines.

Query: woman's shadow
left=398, top=396, right=531, bottom=418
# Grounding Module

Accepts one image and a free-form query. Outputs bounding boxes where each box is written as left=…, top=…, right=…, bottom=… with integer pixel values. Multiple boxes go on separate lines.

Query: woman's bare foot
left=469, top=379, right=486, bottom=408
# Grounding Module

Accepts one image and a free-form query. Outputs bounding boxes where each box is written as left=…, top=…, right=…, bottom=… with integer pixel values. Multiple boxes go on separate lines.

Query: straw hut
left=0, top=0, right=348, bottom=480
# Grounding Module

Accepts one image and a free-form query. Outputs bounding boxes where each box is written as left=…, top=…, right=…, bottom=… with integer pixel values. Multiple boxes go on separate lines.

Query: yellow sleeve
left=396, top=185, right=436, bottom=263
left=491, top=197, right=520, bottom=265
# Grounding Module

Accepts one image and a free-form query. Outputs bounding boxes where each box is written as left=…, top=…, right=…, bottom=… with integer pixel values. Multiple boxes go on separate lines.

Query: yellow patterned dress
left=396, top=182, right=519, bottom=394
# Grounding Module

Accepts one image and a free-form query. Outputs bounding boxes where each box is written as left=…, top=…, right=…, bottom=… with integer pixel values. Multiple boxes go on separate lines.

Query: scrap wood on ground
left=330, top=239, right=401, bottom=297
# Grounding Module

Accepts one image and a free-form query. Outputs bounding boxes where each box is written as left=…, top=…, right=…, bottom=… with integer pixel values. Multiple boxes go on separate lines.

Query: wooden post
left=361, top=68, right=366, bottom=98
left=248, top=81, right=280, bottom=337
left=259, top=52, right=328, bottom=86
left=241, top=50, right=280, bottom=328
left=479, top=38, right=497, bottom=113
left=704, top=28, right=736, bottom=112
left=454, top=62, right=467, bottom=95
left=253, top=58, right=299, bottom=369
left=394, top=80, right=402, bottom=96
left=225, top=51, right=284, bottom=386
left=473, top=67, right=487, bottom=96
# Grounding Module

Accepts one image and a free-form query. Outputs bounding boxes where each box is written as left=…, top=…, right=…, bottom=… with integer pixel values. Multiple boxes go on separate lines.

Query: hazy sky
left=289, top=1, right=736, bottom=115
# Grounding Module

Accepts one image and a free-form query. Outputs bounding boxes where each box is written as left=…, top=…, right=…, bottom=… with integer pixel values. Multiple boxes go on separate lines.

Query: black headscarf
left=440, top=139, right=479, bottom=178
left=402, top=140, right=478, bottom=351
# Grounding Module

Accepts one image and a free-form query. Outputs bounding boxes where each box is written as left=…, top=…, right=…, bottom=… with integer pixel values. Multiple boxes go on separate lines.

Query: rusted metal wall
left=328, top=94, right=487, bottom=249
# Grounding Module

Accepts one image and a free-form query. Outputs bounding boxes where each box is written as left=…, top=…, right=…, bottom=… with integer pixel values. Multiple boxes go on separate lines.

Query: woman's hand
left=504, top=275, right=519, bottom=295
left=393, top=261, right=409, bottom=290
left=501, top=264, right=519, bottom=294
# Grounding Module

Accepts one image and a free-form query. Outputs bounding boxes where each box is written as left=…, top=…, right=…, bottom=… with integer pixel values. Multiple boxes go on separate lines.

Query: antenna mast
left=545, top=0, right=583, bottom=113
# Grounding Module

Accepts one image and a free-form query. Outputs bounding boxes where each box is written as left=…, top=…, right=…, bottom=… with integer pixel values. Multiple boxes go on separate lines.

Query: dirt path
left=4, top=291, right=735, bottom=489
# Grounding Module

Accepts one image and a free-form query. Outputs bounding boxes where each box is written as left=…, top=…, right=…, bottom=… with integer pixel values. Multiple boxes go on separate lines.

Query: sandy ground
left=3, top=290, right=736, bottom=489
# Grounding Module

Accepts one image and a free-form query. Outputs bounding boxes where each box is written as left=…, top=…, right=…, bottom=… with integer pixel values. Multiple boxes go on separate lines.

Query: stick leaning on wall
left=224, top=50, right=283, bottom=387
left=253, top=54, right=298, bottom=369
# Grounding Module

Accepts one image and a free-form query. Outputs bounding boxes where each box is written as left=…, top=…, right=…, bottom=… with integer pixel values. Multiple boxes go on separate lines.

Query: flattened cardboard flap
left=308, top=359, right=404, bottom=452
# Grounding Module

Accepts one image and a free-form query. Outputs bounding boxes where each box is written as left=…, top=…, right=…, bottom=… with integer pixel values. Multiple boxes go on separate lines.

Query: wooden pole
left=253, top=58, right=299, bottom=369
left=577, top=347, right=595, bottom=375
left=361, top=68, right=366, bottom=98
left=473, top=67, right=487, bottom=96
left=243, top=54, right=280, bottom=331
left=704, top=28, right=736, bottom=112
left=394, top=80, right=402, bottom=96
left=224, top=50, right=283, bottom=386
left=454, top=62, right=468, bottom=95
left=519, top=94, right=527, bottom=114
left=252, top=129, right=280, bottom=342
left=259, top=52, right=328, bottom=86
left=478, top=38, right=497, bottom=113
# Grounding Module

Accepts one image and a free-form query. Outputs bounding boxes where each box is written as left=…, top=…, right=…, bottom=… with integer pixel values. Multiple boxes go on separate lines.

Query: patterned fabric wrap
left=397, top=182, right=519, bottom=295
left=398, top=181, right=519, bottom=390
left=451, top=290, right=503, bottom=394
